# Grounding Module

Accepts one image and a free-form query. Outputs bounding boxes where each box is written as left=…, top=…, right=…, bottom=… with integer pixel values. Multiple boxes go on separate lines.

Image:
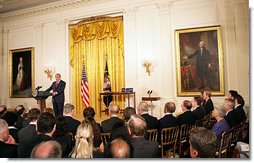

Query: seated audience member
left=31, top=140, right=62, bottom=158
left=53, top=116, right=74, bottom=158
left=191, top=96, right=206, bottom=120
left=211, top=106, right=230, bottom=149
left=177, top=100, right=196, bottom=125
left=83, top=107, right=103, bottom=152
left=43, top=107, right=55, bottom=115
left=0, top=104, right=7, bottom=119
left=233, top=94, right=246, bottom=124
left=14, top=105, right=26, bottom=130
left=18, top=108, right=40, bottom=143
left=18, top=112, right=56, bottom=158
left=127, top=114, right=159, bottom=158
left=63, top=103, right=81, bottom=136
left=0, top=119, right=17, bottom=158
left=109, top=138, right=130, bottom=158
left=224, top=98, right=238, bottom=128
left=189, top=127, right=217, bottom=158
left=137, top=101, right=158, bottom=130
left=2, top=111, right=19, bottom=143
left=70, top=120, right=103, bottom=158
left=101, top=103, right=124, bottom=133
left=158, top=102, right=178, bottom=144
left=111, top=107, right=136, bottom=141
left=202, top=91, right=214, bottom=115
left=228, top=90, right=238, bottom=99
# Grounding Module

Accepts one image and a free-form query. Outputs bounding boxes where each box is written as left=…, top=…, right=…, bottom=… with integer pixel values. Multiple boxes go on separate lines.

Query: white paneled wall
left=0, top=0, right=249, bottom=119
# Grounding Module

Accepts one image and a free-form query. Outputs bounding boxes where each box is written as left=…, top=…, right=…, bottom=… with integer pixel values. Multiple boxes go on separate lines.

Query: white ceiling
left=0, top=0, right=64, bottom=14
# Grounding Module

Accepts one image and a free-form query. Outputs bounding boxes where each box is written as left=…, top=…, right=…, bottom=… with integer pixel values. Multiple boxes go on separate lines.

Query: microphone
left=35, top=86, right=42, bottom=90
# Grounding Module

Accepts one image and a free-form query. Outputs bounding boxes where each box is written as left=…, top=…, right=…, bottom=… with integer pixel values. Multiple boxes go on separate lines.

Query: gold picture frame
left=9, top=47, right=35, bottom=98
left=175, top=26, right=224, bottom=96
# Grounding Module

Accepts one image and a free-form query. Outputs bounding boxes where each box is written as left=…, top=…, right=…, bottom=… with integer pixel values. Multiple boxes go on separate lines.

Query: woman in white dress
left=15, top=57, right=26, bottom=91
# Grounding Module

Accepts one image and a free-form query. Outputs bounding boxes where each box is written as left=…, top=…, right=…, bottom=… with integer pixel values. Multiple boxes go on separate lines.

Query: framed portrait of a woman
left=9, top=47, right=34, bottom=98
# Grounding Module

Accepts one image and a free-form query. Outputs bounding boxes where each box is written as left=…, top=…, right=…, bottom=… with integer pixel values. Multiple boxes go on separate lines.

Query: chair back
left=146, top=129, right=158, bottom=141
left=101, top=132, right=111, bottom=145
left=217, top=131, right=232, bottom=158
left=178, top=124, right=194, bottom=155
left=195, top=118, right=206, bottom=127
left=161, top=126, right=179, bottom=158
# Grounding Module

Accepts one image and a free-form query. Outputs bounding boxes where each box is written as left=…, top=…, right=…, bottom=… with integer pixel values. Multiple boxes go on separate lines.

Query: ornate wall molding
left=0, top=0, right=97, bottom=20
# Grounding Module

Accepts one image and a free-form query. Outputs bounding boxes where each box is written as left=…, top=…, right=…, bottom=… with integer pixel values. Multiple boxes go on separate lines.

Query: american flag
left=81, top=64, right=90, bottom=107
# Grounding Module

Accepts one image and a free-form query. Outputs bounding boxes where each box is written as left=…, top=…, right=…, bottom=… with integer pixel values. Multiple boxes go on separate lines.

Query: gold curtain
left=69, top=16, right=125, bottom=115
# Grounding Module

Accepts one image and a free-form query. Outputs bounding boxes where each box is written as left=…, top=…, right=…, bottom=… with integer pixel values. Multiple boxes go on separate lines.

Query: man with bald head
left=109, top=138, right=130, bottom=158
left=127, top=114, right=159, bottom=158
left=101, top=103, right=124, bottom=133
left=31, top=140, right=62, bottom=158
left=186, top=40, right=212, bottom=89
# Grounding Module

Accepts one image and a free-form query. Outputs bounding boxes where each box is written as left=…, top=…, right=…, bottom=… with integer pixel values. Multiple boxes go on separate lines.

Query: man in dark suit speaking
left=46, top=73, right=66, bottom=117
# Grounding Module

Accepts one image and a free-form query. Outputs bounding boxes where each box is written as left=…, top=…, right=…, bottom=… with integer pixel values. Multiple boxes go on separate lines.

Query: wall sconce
left=143, top=58, right=153, bottom=76
left=44, top=65, right=55, bottom=80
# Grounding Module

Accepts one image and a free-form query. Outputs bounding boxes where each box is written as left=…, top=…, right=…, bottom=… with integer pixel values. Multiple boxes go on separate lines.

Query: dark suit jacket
left=158, top=114, right=178, bottom=131
left=110, top=124, right=130, bottom=141
left=18, top=123, right=37, bottom=143
left=225, top=109, right=238, bottom=128
left=203, top=99, right=214, bottom=115
left=65, top=116, right=81, bottom=136
left=177, top=111, right=196, bottom=125
left=14, top=116, right=25, bottom=131
left=0, top=141, right=17, bottom=158
left=141, top=113, right=158, bottom=130
left=189, top=47, right=211, bottom=76
left=17, top=134, right=52, bottom=158
left=46, top=80, right=66, bottom=103
left=101, top=117, right=124, bottom=133
left=235, top=105, right=246, bottom=124
left=129, top=137, right=159, bottom=158
left=9, top=127, right=19, bottom=143
left=192, top=106, right=206, bottom=120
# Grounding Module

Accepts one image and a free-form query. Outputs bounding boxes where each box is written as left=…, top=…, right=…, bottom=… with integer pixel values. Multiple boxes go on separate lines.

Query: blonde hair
left=70, top=121, right=94, bottom=158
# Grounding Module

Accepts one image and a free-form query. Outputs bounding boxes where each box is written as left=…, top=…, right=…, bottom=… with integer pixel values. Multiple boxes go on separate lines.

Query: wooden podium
left=32, top=91, right=53, bottom=112
left=142, top=96, right=160, bottom=115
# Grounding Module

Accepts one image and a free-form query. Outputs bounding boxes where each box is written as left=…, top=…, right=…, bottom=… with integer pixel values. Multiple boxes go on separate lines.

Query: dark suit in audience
left=14, top=105, right=26, bottom=131
left=234, top=104, right=246, bottom=124
left=141, top=113, right=158, bottom=130
left=192, top=106, right=206, bottom=120
left=159, top=114, right=178, bottom=130
left=203, top=99, right=214, bottom=115
left=65, top=116, right=80, bottom=136
left=0, top=141, right=18, bottom=158
left=9, top=127, right=19, bottom=143
left=178, top=111, right=196, bottom=125
left=102, top=116, right=124, bottom=133
left=224, top=109, right=238, bottom=128
left=18, top=123, right=37, bottom=143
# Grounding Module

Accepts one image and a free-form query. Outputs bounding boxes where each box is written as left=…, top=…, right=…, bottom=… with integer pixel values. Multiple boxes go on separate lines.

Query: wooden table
left=99, top=92, right=136, bottom=118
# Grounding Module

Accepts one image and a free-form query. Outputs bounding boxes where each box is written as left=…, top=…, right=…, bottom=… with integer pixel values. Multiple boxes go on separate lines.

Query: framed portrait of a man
left=9, top=47, right=34, bottom=98
left=175, top=26, right=224, bottom=96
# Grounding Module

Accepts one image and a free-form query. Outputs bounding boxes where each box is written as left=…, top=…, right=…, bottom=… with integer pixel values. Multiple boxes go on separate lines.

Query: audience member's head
left=212, top=106, right=226, bottom=120
left=228, top=90, right=238, bottom=99
left=63, top=103, right=75, bottom=116
left=123, top=107, right=136, bottom=122
left=127, top=114, right=147, bottom=137
left=203, top=91, right=211, bottom=100
left=189, top=127, right=217, bottom=158
left=137, top=101, right=149, bottom=115
left=181, top=100, right=192, bottom=112
left=223, top=98, right=235, bottom=112
left=36, top=112, right=56, bottom=136
left=53, top=116, right=70, bottom=137
left=14, top=105, right=26, bottom=117
left=191, top=96, right=202, bottom=108
left=0, top=119, right=9, bottom=142
left=70, top=120, right=94, bottom=158
left=43, top=107, right=54, bottom=115
left=164, top=102, right=176, bottom=114
left=233, top=94, right=245, bottom=107
left=2, top=111, right=18, bottom=126
left=27, top=108, right=41, bottom=122
left=108, top=103, right=120, bottom=116
left=109, top=138, right=130, bottom=158
left=0, top=105, right=7, bottom=118
left=83, top=106, right=96, bottom=118
left=31, top=140, right=62, bottom=158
